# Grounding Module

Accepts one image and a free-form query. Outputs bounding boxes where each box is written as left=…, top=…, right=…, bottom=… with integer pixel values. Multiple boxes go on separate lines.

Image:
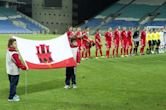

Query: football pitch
left=0, top=34, right=166, bottom=110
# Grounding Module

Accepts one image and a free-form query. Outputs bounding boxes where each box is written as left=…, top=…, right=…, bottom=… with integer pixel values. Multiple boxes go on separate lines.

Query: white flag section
left=13, top=34, right=77, bottom=69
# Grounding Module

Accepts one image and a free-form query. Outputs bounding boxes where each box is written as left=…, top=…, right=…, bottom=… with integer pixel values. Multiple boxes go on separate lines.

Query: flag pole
left=25, top=71, right=28, bottom=95
left=24, top=70, right=28, bottom=104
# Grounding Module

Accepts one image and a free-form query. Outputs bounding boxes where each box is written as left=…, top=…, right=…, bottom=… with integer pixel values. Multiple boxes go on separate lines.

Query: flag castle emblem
left=36, top=44, right=53, bottom=63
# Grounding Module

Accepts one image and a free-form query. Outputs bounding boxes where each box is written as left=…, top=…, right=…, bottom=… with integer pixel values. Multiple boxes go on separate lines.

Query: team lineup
left=67, top=26, right=166, bottom=59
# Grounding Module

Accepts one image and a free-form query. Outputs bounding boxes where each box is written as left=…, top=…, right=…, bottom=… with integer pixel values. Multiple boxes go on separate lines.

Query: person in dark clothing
left=133, top=27, right=140, bottom=55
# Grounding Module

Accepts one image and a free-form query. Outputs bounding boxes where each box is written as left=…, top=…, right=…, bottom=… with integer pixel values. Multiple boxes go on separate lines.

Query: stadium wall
left=32, top=0, right=72, bottom=34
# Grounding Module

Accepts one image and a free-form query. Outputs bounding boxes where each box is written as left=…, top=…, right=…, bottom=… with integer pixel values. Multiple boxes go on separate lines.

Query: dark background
left=75, top=0, right=117, bottom=24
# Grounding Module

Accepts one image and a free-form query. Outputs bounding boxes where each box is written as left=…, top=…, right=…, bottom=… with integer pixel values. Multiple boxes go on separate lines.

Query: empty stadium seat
left=95, top=3, right=124, bottom=19
left=0, top=7, right=46, bottom=34
left=0, top=20, right=32, bottom=34
left=17, top=18, right=42, bottom=32
left=81, top=19, right=102, bottom=28
left=143, top=21, right=166, bottom=26
left=119, top=4, right=158, bottom=18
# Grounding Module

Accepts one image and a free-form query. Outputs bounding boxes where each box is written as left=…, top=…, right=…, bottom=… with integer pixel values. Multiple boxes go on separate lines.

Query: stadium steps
left=103, top=0, right=136, bottom=23
left=80, top=0, right=166, bottom=29
left=153, top=1, right=166, bottom=20
left=88, top=0, right=136, bottom=34
left=18, top=11, right=50, bottom=33
left=139, top=1, right=166, bottom=25
left=0, top=7, right=50, bottom=34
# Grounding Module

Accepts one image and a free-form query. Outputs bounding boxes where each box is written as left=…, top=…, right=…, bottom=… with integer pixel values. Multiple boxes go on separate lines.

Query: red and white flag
left=13, top=34, right=77, bottom=69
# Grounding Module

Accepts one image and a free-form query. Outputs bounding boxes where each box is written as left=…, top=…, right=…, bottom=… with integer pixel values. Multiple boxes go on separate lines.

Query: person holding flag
left=6, top=38, right=27, bottom=102
left=65, top=29, right=81, bottom=89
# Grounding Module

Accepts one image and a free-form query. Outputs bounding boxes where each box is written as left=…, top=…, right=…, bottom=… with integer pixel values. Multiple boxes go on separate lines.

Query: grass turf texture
left=0, top=34, right=166, bottom=110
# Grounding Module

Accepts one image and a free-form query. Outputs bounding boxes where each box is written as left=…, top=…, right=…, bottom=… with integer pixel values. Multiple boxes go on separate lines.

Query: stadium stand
left=0, top=7, right=49, bottom=34
left=101, top=20, right=139, bottom=29
left=118, top=4, right=158, bottom=19
left=95, top=3, right=125, bottom=19
left=80, top=0, right=166, bottom=30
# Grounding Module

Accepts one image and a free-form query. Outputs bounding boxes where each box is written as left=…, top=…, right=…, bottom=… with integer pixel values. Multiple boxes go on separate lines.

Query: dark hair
left=8, top=38, right=16, bottom=48
left=96, top=28, right=100, bottom=32
left=70, top=35, right=77, bottom=44
left=85, top=26, right=89, bottom=30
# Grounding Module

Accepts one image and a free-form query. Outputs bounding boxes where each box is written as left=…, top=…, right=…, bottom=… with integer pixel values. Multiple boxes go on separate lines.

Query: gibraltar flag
left=13, top=34, right=77, bottom=69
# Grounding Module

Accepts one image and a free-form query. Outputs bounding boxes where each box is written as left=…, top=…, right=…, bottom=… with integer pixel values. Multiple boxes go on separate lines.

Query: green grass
left=0, top=34, right=166, bottom=110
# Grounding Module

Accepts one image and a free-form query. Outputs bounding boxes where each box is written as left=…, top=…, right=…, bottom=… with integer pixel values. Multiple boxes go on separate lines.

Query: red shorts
left=96, top=43, right=102, bottom=49
left=121, top=40, right=127, bottom=48
left=81, top=43, right=90, bottom=50
left=126, top=40, right=132, bottom=47
left=106, top=41, right=111, bottom=48
left=114, top=40, right=119, bottom=48
left=141, top=40, right=146, bottom=47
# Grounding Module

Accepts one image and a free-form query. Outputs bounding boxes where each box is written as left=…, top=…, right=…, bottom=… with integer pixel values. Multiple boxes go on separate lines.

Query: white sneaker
left=121, top=55, right=124, bottom=57
left=95, top=57, right=98, bottom=59
left=8, top=95, right=20, bottom=102
left=64, top=85, right=70, bottom=89
left=72, top=84, right=77, bottom=89
left=14, top=95, right=19, bottom=99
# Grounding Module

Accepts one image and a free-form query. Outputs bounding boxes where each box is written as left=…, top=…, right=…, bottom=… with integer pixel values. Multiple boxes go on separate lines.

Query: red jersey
left=114, top=30, right=120, bottom=41
left=76, top=31, right=82, bottom=47
left=8, top=47, right=27, bottom=70
left=127, top=30, right=132, bottom=41
left=82, top=31, right=89, bottom=45
left=95, top=32, right=101, bottom=44
left=67, top=31, right=75, bottom=48
left=67, top=31, right=74, bottom=38
left=104, top=31, right=112, bottom=42
left=121, top=30, right=127, bottom=40
left=141, top=30, right=146, bottom=45
left=141, top=31, right=146, bottom=41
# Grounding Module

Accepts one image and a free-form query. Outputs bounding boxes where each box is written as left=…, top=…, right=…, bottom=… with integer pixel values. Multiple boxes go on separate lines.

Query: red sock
left=106, top=50, right=108, bottom=57
left=120, top=48, right=123, bottom=55
left=112, top=49, right=115, bottom=57
left=142, top=46, right=145, bottom=54
left=123, top=48, right=126, bottom=55
left=140, top=48, right=142, bottom=54
left=130, top=48, right=132, bottom=54
left=116, top=48, right=119, bottom=57
left=126, top=48, right=128, bottom=55
left=85, top=51, right=87, bottom=58
left=95, top=50, right=98, bottom=57
left=100, top=49, right=103, bottom=56
left=108, top=49, right=110, bottom=57
left=82, top=51, right=84, bottom=58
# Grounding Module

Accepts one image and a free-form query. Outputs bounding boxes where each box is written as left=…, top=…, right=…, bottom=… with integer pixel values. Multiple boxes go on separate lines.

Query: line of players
left=67, top=26, right=164, bottom=59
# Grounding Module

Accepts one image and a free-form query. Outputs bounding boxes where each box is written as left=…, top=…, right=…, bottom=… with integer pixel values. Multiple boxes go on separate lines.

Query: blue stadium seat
left=17, top=18, right=42, bottom=32
left=81, top=19, right=102, bottom=28
left=0, top=7, right=46, bottom=34
left=143, top=21, right=166, bottom=26
left=0, top=20, right=32, bottom=34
